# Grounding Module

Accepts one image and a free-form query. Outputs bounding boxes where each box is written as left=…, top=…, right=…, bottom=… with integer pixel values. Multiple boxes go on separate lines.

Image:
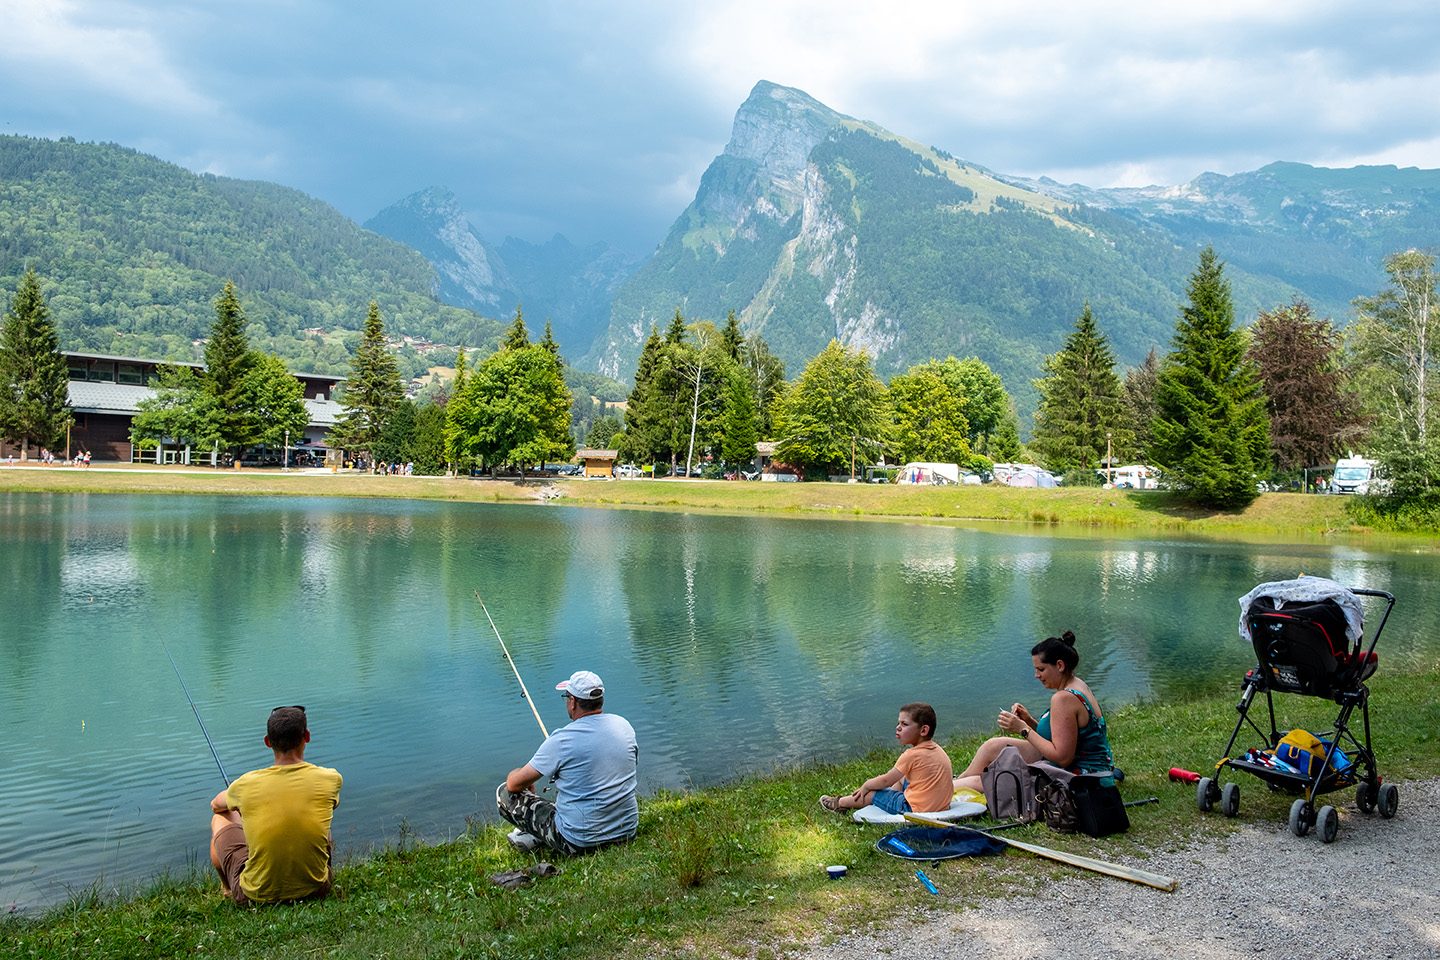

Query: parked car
left=553, top=464, right=581, bottom=476
left=614, top=464, right=643, bottom=478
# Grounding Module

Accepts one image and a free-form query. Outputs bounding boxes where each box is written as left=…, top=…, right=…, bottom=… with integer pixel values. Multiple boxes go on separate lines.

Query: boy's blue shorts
left=871, top=788, right=911, bottom=815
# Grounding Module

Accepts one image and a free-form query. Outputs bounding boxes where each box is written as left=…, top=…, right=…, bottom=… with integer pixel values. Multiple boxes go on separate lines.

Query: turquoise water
left=2, top=492, right=1436, bottom=911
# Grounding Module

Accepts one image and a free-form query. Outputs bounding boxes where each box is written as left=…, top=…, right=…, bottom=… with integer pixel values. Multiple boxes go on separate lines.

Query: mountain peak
left=725, top=81, right=851, bottom=180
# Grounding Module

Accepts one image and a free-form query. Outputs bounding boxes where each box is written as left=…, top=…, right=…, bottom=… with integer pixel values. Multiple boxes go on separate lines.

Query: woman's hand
left=997, top=709, right=1024, bottom=734
left=1011, top=703, right=1035, bottom=726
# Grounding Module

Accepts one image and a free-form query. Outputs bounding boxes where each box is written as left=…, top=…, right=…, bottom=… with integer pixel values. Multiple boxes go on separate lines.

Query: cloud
left=2, top=0, right=218, bottom=118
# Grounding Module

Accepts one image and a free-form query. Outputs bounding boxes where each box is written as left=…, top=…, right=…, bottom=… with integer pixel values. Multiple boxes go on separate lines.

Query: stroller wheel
left=1317, top=805, right=1339, bottom=843
left=1377, top=783, right=1399, bottom=819
left=1289, top=799, right=1312, bottom=837
left=1356, top=782, right=1376, bottom=814
left=1220, top=782, right=1240, bottom=818
left=1196, top=777, right=1217, bottom=812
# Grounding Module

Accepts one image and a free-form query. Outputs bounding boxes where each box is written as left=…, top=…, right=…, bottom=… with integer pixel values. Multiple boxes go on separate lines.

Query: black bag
left=982, top=745, right=1034, bottom=820
left=1071, top=776, right=1129, bottom=837
left=1031, top=765, right=1079, bottom=832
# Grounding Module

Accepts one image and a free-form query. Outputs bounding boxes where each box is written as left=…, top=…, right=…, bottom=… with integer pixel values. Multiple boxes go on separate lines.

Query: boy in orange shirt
left=819, top=702, right=953, bottom=814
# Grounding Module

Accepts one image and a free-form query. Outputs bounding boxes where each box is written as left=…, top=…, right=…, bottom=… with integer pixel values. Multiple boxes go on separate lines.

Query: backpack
left=982, top=745, right=1035, bottom=820
left=1030, top=762, right=1129, bottom=837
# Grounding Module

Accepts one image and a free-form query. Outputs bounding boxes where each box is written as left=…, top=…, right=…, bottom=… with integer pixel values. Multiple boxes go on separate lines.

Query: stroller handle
left=1351, top=589, right=1396, bottom=661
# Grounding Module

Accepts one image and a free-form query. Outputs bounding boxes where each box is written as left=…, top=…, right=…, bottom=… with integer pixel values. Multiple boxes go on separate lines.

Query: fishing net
left=875, top=825, right=1006, bottom=861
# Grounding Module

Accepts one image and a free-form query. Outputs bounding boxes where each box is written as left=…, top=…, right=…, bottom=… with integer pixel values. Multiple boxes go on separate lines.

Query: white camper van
left=1332, top=456, right=1379, bottom=495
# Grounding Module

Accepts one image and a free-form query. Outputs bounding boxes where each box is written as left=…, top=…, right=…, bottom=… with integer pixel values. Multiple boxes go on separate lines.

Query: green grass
left=7, top=662, right=1439, bottom=960
left=4, top=465, right=1437, bottom=541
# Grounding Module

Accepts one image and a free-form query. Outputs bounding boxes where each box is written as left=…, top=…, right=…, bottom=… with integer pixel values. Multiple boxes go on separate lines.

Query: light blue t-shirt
left=528, top=712, right=639, bottom=846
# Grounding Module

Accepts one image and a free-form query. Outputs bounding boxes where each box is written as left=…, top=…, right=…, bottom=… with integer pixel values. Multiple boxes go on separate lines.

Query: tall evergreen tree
left=1248, top=300, right=1359, bottom=472
left=1151, top=248, right=1272, bottom=507
left=444, top=348, right=471, bottom=472
left=1030, top=304, right=1129, bottom=478
left=0, top=268, right=72, bottom=459
left=540, top=320, right=560, bottom=357
left=720, top=310, right=744, bottom=361
left=503, top=306, right=530, bottom=351
left=618, top=328, right=667, bottom=464
left=1123, top=348, right=1161, bottom=464
left=664, top=308, right=687, bottom=345
left=202, top=281, right=259, bottom=454
left=332, top=300, right=404, bottom=458
left=719, top=366, right=760, bottom=466
left=775, top=340, right=889, bottom=476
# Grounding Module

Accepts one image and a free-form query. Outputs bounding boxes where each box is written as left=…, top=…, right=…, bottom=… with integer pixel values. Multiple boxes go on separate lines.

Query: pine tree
left=618, top=329, right=668, bottom=464
left=0, top=268, right=72, bottom=459
left=540, top=320, right=560, bottom=358
left=503, top=306, right=530, bottom=351
left=202, top=281, right=259, bottom=454
left=1123, top=348, right=1161, bottom=463
left=1151, top=248, right=1272, bottom=507
left=664, top=308, right=686, bottom=345
left=1030, top=304, right=1129, bottom=479
left=443, top=348, right=471, bottom=473
left=721, top=310, right=744, bottom=361
left=332, top=301, right=404, bottom=458
left=719, top=366, right=760, bottom=466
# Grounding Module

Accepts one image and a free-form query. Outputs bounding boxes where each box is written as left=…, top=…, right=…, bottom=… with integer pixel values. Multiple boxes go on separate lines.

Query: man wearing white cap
left=497, top=669, right=639, bottom=854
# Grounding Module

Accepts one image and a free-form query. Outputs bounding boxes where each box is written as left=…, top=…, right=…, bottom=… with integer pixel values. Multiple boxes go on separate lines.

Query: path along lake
left=3, top=492, right=1438, bottom=911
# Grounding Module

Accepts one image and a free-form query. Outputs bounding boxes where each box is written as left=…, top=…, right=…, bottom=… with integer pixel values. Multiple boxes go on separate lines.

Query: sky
left=4, top=1, right=1439, bottom=256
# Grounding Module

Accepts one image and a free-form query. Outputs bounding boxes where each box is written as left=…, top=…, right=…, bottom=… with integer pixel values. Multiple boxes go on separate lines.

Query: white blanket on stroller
left=1238, top=575, right=1364, bottom=645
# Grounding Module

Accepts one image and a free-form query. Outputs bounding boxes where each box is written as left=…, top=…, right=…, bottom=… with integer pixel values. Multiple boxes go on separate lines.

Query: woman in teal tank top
left=954, top=630, right=1116, bottom=792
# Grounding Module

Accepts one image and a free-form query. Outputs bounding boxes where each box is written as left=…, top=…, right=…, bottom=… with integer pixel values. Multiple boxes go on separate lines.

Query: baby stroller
left=1195, top=576, right=1396, bottom=843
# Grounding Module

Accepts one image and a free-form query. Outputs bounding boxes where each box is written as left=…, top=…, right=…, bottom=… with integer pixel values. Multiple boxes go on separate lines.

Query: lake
left=2, top=491, right=1436, bottom=911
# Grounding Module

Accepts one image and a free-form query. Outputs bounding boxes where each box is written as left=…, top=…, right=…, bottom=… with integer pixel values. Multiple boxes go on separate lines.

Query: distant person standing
left=498, top=670, right=639, bottom=855
left=209, top=706, right=342, bottom=905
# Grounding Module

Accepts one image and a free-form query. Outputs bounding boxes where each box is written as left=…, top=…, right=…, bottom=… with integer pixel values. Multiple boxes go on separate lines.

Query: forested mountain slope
left=0, top=136, right=506, bottom=372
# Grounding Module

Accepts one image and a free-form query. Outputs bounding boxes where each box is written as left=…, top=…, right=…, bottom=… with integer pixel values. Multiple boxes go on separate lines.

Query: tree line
left=3, top=245, right=1437, bottom=518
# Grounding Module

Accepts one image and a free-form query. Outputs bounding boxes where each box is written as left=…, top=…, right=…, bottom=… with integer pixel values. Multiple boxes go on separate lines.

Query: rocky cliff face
left=366, top=188, right=638, bottom=358
left=364, top=187, right=516, bottom=314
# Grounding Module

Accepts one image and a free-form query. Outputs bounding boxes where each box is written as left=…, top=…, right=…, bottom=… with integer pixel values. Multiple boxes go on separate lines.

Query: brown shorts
left=213, top=822, right=333, bottom=906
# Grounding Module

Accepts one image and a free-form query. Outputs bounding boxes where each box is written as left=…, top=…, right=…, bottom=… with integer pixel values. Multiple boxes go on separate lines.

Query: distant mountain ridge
left=0, top=135, right=506, bottom=373
left=583, top=81, right=1440, bottom=418
left=365, top=187, right=639, bottom=358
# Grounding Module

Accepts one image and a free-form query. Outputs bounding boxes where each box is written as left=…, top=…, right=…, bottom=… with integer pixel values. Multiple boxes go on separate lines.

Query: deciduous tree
left=775, top=340, right=888, bottom=476
left=1350, top=249, right=1440, bottom=497
left=887, top=365, right=971, bottom=465
left=1248, top=300, right=1359, bottom=472
left=0, top=268, right=72, bottom=459
left=1151, top=248, right=1271, bottom=508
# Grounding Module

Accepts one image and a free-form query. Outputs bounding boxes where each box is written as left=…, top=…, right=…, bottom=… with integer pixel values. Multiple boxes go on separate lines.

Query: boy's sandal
left=818, top=795, right=842, bottom=813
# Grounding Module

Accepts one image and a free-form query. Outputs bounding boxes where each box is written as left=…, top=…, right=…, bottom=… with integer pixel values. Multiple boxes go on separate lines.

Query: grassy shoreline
left=6, top=663, right=1439, bottom=959
left=3, top=464, right=1436, bottom=543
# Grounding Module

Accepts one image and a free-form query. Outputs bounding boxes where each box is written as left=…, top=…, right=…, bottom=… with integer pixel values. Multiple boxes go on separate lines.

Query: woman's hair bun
left=1061, top=629, right=1076, bottom=647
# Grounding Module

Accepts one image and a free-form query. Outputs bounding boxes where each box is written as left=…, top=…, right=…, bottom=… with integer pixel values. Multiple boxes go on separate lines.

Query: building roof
left=576, top=448, right=618, bottom=459
left=62, top=351, right=345, bottom=383
left=67, top=379, right=340, bottom=429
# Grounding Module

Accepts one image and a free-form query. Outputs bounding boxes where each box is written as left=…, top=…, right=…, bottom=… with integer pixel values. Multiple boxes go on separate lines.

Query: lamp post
left=1106, top=432, right=1113, bottom=485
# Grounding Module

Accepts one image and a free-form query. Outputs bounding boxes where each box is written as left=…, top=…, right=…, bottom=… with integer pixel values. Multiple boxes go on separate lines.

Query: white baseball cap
left=556, top=670, right=604, bottom=700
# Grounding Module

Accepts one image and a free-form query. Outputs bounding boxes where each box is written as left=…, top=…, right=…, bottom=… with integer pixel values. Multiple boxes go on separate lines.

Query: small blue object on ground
left=914, top=869, right=939, bottom=894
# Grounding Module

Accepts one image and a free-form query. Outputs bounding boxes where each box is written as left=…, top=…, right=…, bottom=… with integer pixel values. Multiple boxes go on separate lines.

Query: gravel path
left=794, top=779, right=1439, bottom=960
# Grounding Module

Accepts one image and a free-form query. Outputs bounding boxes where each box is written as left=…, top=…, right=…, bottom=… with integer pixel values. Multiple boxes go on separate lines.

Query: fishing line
left=158, top=635, right=230, bottom=785
left=476, top=592, right=550, bottom=739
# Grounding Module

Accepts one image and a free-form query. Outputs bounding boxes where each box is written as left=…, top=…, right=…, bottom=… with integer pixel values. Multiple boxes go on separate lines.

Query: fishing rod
left=158, top=635, right=230, bottom=785
left=475, top=593, right=549, bottom=739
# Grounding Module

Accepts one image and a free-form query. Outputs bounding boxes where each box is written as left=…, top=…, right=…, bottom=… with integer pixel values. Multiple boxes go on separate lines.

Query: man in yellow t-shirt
left=208, top=706, right=342, bottom=905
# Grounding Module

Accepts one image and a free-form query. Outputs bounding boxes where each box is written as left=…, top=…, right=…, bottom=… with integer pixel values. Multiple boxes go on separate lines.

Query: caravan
left=896, top=462, right=962, bottom=485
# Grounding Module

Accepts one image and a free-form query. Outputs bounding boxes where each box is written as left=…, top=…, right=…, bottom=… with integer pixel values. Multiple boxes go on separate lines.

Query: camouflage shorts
left=496, top=783, right=587, bottom=856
